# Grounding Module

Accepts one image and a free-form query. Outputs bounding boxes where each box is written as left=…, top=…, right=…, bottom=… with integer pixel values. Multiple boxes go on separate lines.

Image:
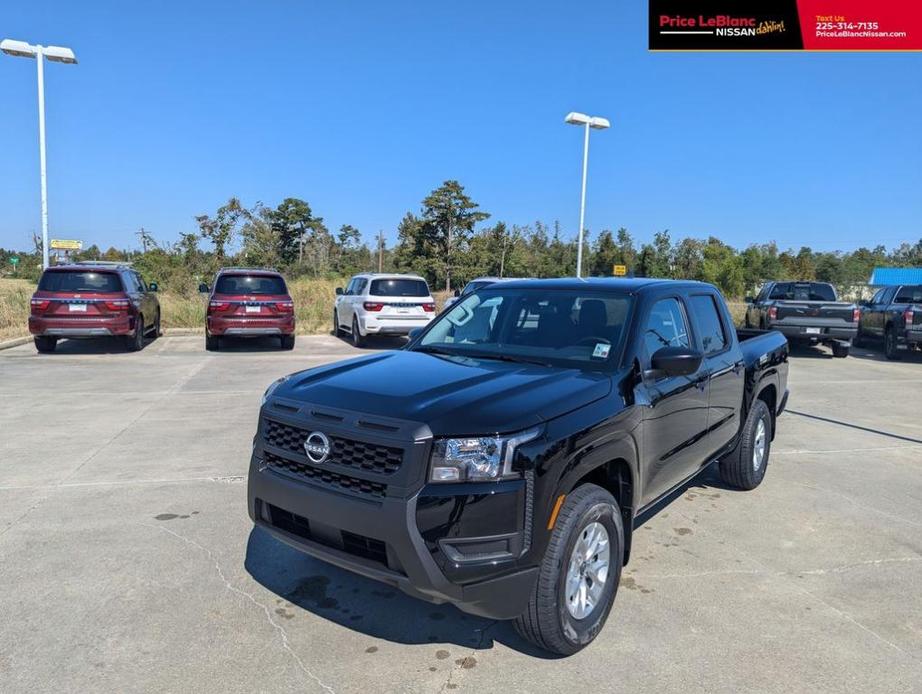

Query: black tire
left=280, top=334, right=295, bottom=351
left=333, top=310, right=343, bottom=337
left=153, top=310, right=162, bottom=338
left=719, top=399, right=771, bottom=491
left=514, top=484, right=623, bottom=656
left=34, top=336, right=57, bottom=353
left=352, top=317, right=367, bottom=348
left=126, top=315, right=145, bottom=352
left=831, top=342, right=850, bottom=358
left=205, top=334, right=219, bottom=352
left=884, top=326, right=900, bottom=360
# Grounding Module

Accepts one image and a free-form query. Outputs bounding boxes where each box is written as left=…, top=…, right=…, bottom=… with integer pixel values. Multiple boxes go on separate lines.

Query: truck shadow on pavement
left=244, top=526, right=561, bottom=659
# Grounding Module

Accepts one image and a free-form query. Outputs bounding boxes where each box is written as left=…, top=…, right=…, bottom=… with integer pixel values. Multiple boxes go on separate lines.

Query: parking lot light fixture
left=1, top=38, right=78, bottom=270
left=564, top=111, right=610, bottom=278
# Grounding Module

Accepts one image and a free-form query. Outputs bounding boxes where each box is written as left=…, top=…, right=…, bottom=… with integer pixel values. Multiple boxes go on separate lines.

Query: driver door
left=637, top=297, right=710, bottom=505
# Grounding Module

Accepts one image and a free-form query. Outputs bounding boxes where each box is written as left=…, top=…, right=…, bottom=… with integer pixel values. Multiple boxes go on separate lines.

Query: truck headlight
left=261, top=375, right=290, bottom=406
left=429, top=426, right=542, bottom=483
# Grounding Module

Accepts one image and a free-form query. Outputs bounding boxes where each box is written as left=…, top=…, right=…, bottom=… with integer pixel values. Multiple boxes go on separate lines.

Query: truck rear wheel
left=831, top=342, right=850, bottom=358
left=884, top=327, right=900, bottom=360
left=719, top=399, right=771, bottom=491
left=514, top=483, right=623, bottom=656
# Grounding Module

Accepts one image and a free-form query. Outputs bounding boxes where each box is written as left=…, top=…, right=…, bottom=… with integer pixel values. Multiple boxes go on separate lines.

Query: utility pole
left=377, top=230, right=384, bottom=272
left=136, top=227, right=148, bottom=253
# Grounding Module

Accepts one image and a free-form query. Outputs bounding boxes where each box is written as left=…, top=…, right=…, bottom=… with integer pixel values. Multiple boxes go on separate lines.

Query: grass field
left=0, top=276, right=748, bottom=342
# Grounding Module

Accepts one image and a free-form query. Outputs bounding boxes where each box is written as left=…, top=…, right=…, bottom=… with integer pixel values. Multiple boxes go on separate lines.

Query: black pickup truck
left=745, top=281, right=859, bottom=357
left=857, top=284, right=922, bottom=359
left=248, top=278, right=789, bottom=655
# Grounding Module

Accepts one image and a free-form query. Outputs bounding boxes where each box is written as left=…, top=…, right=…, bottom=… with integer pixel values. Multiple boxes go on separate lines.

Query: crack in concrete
left=144, top=523, right=335, bottom=694
left=436, top=620, right=496, bottom=694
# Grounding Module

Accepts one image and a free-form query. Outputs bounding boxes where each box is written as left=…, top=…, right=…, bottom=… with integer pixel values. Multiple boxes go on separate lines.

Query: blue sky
left=1, top=0, right=920, bottom=254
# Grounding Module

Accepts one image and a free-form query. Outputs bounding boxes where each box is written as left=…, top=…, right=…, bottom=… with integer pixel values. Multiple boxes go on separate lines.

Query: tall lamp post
left=564, top=111, right=609, bottom=278
left=1, top=39, right=78, bottom=269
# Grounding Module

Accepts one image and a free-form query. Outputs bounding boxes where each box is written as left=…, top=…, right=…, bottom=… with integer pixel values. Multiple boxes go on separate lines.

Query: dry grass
left=0, top=278, right=751, bottom=342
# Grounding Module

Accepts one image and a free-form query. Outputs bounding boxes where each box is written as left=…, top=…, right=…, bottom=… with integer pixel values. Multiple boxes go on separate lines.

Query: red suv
left=29, top=262, right=161, bottom=353
left=200, top=268, right=295, bottom=351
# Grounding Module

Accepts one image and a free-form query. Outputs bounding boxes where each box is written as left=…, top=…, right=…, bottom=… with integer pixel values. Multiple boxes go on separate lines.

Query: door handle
left=732, top=360, right=744, bottom=375
left=695, top=375, right=708, bottom=391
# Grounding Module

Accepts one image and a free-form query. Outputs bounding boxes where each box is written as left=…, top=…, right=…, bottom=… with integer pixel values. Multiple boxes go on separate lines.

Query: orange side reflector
left=547, top=494, right=566, bottom=530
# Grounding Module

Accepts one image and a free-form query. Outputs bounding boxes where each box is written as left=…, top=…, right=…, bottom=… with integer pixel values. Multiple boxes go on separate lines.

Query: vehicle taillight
left=104, top=299, right=130, bottom=311
left=209, top=301, right=231, bottom=313
left=422, top=303, right=436, bottom=312
left=905, top=308, right=915, bottom=325
left=852, top=308, right=861, bottom=322
left=363, top=302, right=384, bottom=312
left=30, top=298, right=50, bottom=312
left=767, top=306, right=777, bottom=321
left=275, top=301, right=294, bottom=313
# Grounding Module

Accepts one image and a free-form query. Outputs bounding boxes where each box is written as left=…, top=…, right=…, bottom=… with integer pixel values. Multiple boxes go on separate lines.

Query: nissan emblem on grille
left=304, top=431, right=331, bottom=463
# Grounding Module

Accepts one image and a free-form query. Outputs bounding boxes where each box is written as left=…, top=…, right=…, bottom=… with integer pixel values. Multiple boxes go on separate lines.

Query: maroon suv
left=29, top=262, right=161, bottom=353
left=200, top=268, right=295, bottom=351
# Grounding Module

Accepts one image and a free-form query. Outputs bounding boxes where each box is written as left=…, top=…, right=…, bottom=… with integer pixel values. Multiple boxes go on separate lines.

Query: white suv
left=333, top=273, right=436, bottom=346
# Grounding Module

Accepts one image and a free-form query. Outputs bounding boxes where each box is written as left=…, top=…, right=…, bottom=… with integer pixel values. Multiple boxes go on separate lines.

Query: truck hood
left=272, top=350, right=613, bottom=435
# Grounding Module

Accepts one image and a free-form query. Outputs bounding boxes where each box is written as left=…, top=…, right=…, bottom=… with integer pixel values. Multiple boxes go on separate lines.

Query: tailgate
left=775, top=301, right=855, bottom=323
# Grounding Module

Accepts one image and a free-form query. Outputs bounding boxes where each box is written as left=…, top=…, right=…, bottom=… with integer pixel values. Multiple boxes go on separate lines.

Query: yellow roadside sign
left=50, top=239, right=82, bottom=250
left=613, top=264, right=627, bottom=276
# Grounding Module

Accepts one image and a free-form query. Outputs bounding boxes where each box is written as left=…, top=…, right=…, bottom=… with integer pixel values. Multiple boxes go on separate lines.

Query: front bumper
left=208, top=315, right=294, bottom=337
left=29, top=315, right=133, bottom=337
left=247, top=402, right=538, bottom=619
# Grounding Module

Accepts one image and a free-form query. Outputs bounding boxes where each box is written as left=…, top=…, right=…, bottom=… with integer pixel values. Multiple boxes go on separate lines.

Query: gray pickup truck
left=857, top=284, right=922, bottom=359
left=745, top=281, right=859, bottom=357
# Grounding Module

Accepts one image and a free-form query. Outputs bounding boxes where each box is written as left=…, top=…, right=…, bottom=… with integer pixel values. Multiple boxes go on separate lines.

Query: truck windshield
left=38, top=271, right=123, bottom=292
left=769, top=283, right=836, bottom=301
left=215, top=274, right=287, bottom=295
left=414, top=288, right=633, bottom=369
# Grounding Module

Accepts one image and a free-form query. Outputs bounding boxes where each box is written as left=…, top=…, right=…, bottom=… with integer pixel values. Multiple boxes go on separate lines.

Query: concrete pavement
left=1, top=336, right=920, bottom=693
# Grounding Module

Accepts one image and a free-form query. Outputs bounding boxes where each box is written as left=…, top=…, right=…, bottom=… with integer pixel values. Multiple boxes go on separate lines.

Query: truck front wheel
left=719, top=399, right=771, bottom=490
left=514, top=483, right=623, bottom=656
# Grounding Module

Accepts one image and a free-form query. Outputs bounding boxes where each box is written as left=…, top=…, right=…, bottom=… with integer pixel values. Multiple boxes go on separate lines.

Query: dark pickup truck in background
left=858, top=284, right=922, bottom=360
left=745, top=281, right=859, bottom=357
left=248, top=278, right=789, bottom=655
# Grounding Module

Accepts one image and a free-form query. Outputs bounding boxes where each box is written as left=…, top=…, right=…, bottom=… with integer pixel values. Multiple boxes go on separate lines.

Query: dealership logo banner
left=649, top=0, right=921, bottom=50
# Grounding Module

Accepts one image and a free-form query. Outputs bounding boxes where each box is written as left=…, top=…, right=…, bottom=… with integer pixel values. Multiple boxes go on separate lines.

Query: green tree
left=419, top=180, right=490, bottom=291
left=195, top=197, right=248, bottom=259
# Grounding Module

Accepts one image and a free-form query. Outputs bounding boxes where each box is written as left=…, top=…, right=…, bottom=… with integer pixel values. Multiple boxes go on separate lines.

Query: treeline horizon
left=2, top=179, right=920, bottom=299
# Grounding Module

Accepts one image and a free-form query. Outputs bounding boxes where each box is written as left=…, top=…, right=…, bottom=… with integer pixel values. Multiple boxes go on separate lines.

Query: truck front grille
left=264, top=419, right=403, bottom=475
left=263, top=451, right=387, bottom=499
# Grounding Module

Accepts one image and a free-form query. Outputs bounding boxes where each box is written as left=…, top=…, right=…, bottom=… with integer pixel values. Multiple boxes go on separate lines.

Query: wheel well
left=573, top=459, right=634, bottom=565
left=757, top=384, right=777, bottom=438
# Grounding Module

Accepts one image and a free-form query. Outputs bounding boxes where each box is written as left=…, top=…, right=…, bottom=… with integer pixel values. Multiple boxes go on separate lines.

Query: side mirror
left=453, top=289, right=460, bottom=297
left=744, top=296, right=754, bottom=303
left=148, top=282, right=159, bottom=292
left=335, top=287, right=344, bottom=296
left=649, top=346, right=703, bottom=378
left=198, top=283, right=209, bottom=293
left=407, top=328, right=423, bottom=341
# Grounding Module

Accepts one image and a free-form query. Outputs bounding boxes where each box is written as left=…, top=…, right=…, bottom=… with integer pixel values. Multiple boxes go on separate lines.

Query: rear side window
left=768, top=282, right=836, bottom=301
left=643, top=298, right=691, bottom=359
left=895, top=286, right=922, bottom=303
left=38, top=271, right=123, bottom=292
left=690, top=294, right=728, bottom=354
left=369, top=278, right=429, bottom=297
left=214, top=274, right=287, bottom=295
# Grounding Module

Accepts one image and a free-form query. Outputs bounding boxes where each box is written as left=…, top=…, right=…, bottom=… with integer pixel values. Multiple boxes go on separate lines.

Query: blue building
left=868, top=267, right=922, bottom=287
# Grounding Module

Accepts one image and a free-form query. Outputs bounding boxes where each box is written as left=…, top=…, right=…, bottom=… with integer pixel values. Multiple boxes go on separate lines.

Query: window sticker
left=592, top=343, right=611, bottom=359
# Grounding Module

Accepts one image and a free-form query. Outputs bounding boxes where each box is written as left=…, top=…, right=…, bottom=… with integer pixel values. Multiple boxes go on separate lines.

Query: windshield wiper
left=463, top=352, right=554, bottom=368
left=413, top=345, right=459, bottom=357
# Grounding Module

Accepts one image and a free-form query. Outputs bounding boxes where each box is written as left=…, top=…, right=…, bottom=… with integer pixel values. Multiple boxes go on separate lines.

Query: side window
left=881, top=287, right=896, bottom=305
left=344, top=279, right=357, bottom=296
left=134, top=273, right=147, bottom=292
left=642, top=298, right=691, bottom=362
left=870, top=288, right=885, bottom=304
left=123, top=272, right=139, bottom=292
left=756, top=285, right=770, bottom=302
left=355, top=279, right=367, bottom=295
left=690, top=294, right=728, bottom=354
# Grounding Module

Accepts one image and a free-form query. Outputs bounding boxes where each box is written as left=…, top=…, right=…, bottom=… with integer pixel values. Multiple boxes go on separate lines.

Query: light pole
left=1, top=39, right=78, bottom=269
left=565, top=111, right=610, bottom=278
